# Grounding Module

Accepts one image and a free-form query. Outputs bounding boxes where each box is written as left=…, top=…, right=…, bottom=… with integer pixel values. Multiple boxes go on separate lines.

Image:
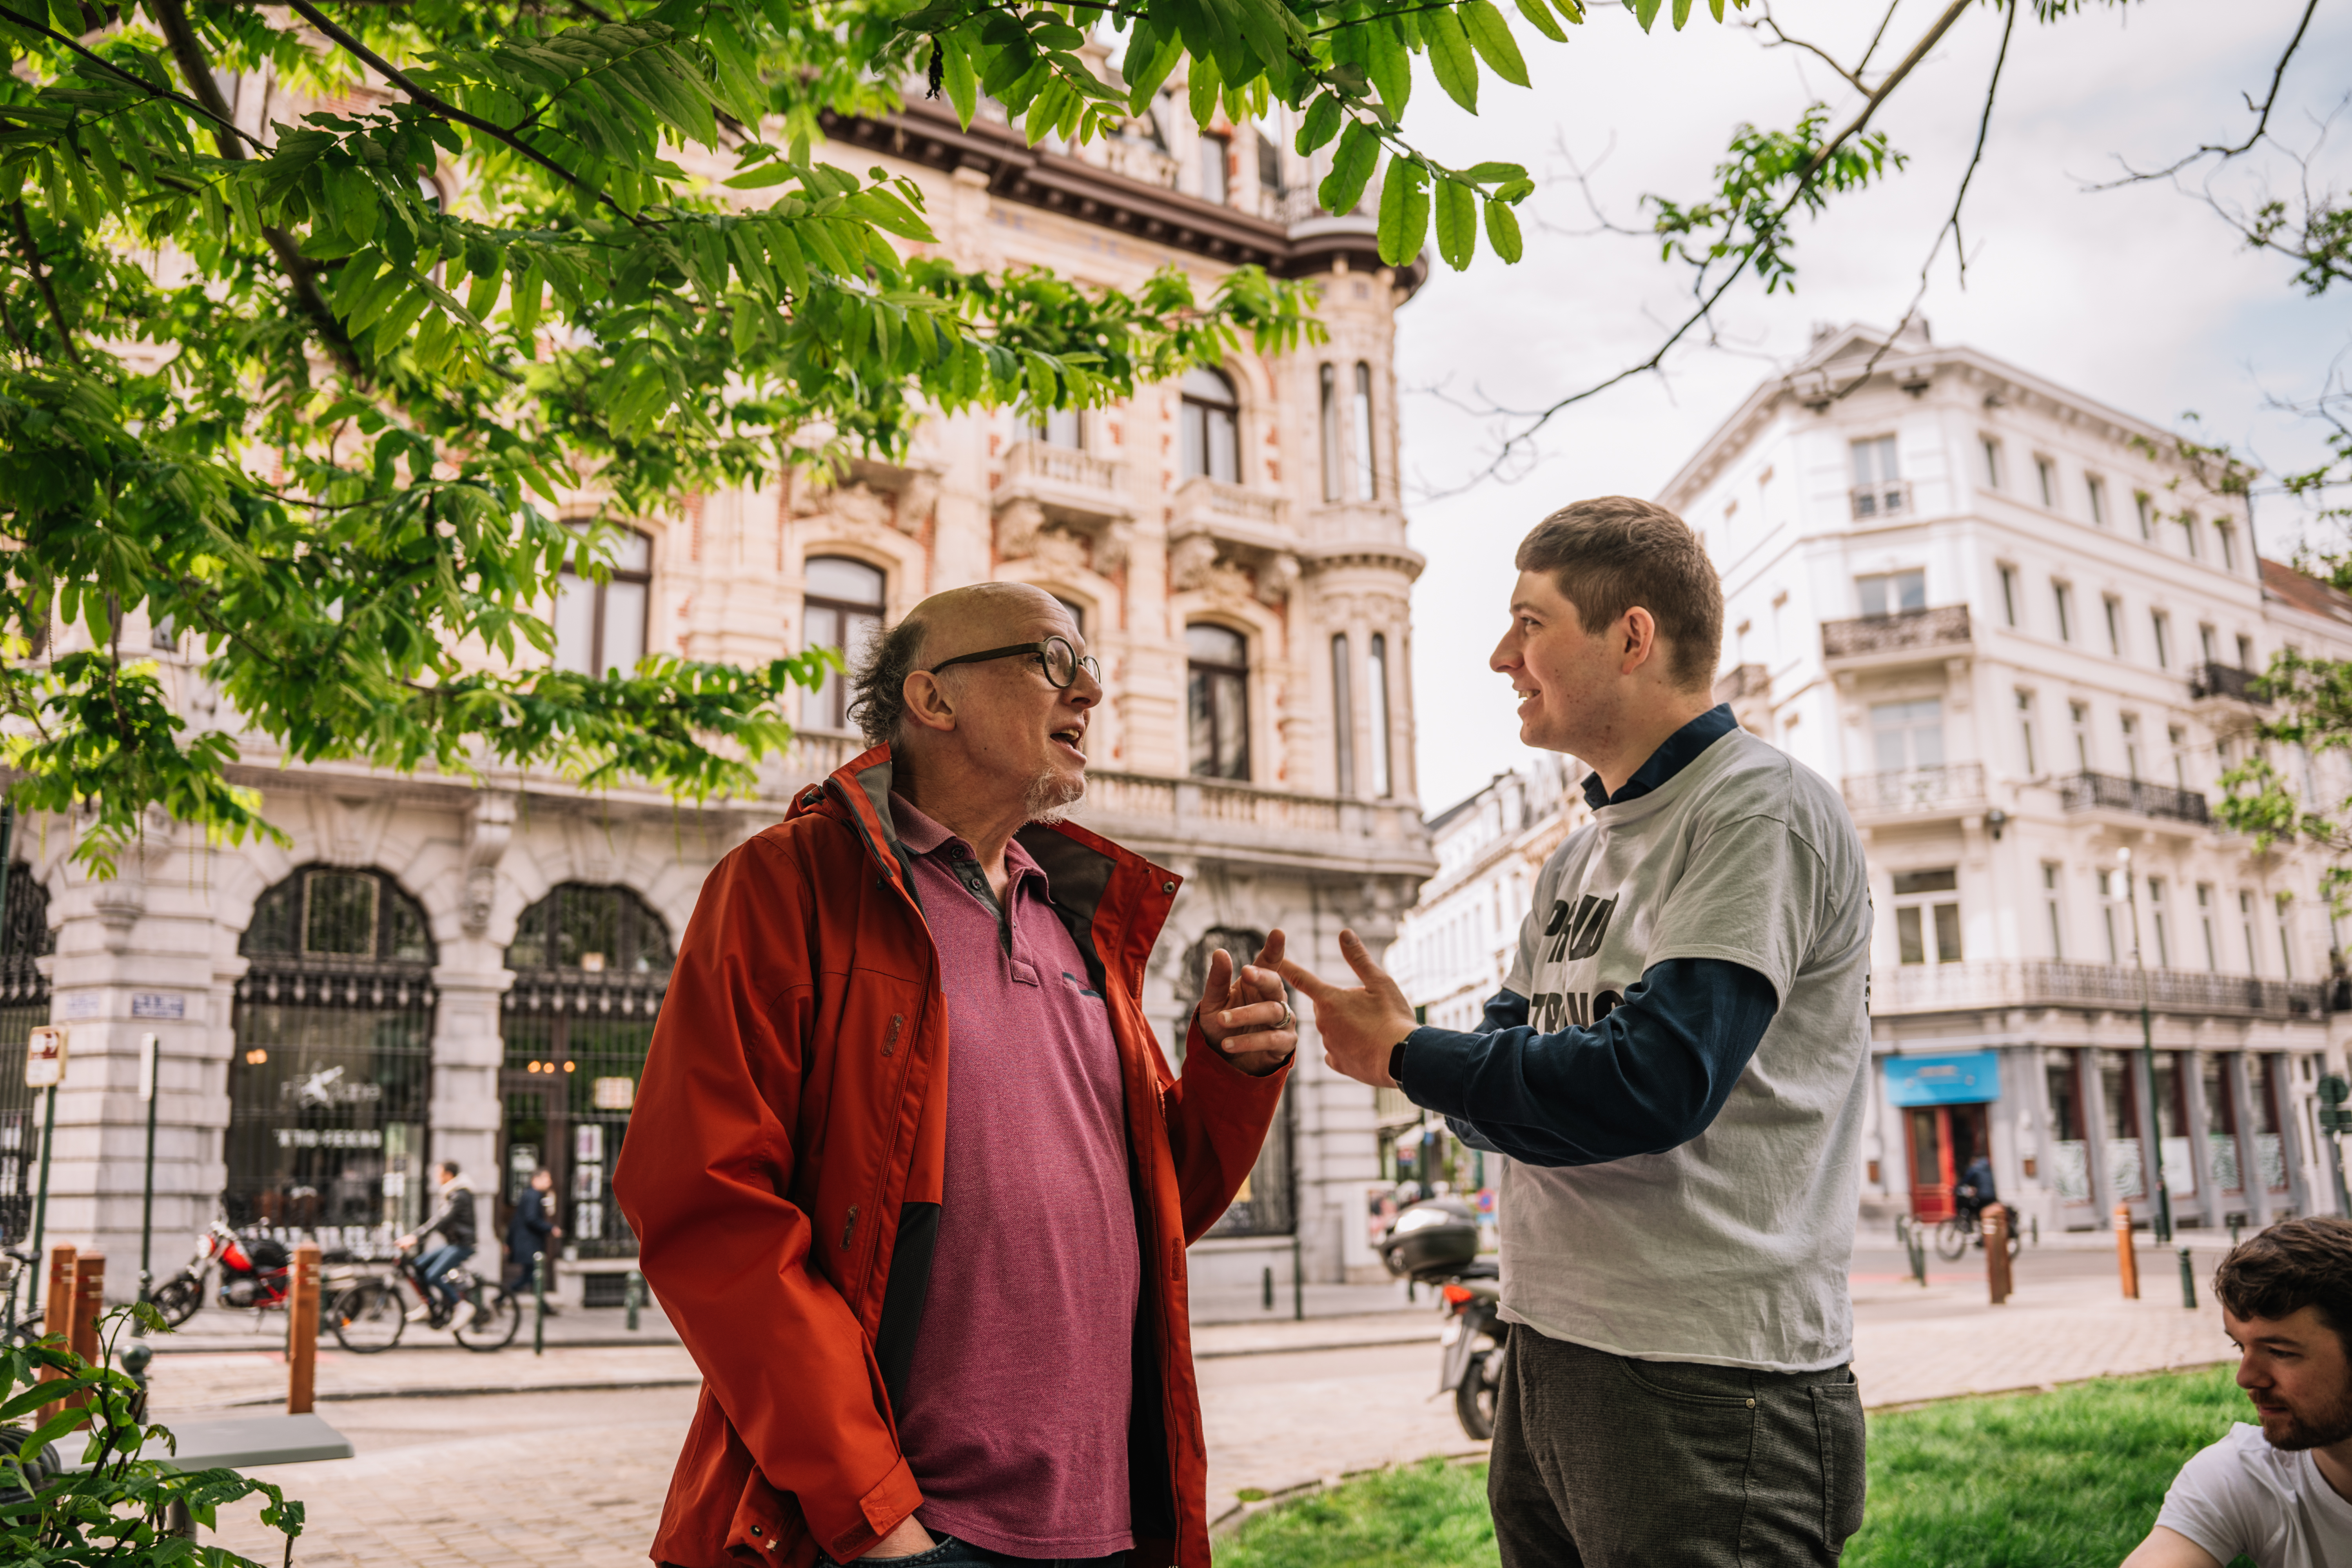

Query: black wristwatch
left=1388, top=1036, right=1411, bottom=1088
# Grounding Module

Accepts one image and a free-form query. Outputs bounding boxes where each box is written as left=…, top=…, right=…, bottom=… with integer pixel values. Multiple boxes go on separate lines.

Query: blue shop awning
left=1885, top=1051, right=2002, bottom=1107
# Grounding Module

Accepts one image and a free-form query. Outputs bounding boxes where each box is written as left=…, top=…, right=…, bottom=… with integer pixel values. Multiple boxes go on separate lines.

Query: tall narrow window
left=2103, top=595, right=2124, bottom=655
left=2044, top=863, right=2065, bottom=959
left=2217, top=521, right=2239, bottom=571
left=2053, top=581, right=2074, bottom=642
left=1179, top=367, right=1240, bottom=483
left=2149, top=878, right=2171, bottom=968
left=2180, top=514, right=2201, bottom=559
left=2087, top=475, right=2109, bottom=526
left=2136, top=492, right=2156, bottom=539
left=1034, top=407, right=1083, bottom=449
left=802, top=556, right=886, bottom=731
left=1330, top=633, right=1355, bottom=795
left=1318, top=364, right=1342, bottom=502
left=2151, top=611, right=2171, bottom=669
left=1999, top=564, right=2020, bottom=627
left=2238, top=633, right=2256, bottom=670
left=2278, top=894, right=2296, bottom=978
left=1352, top=362, right=1377, bottom=501
left=2071, top=701, right=2092, bottom=771
left=1186, top=623, right=1250, bottom=780
left=1893, top=868, right=1962, bottom=964
left=1200, top=132, right=1229, bottom=204
left=2197, top=883, right=2218, bottom=970
left=2017, top=690, right=2039, bottom=774
left=2121, top=713, right=2143, bottom=780
left=2036, top=456, right=2058, bottom=508
left=554, top=526, right=653, bottom=677
left=1368, top=632, right=1394, bottom=798
left=1850, top=436, right=1903, bottom=517
left=2100, top=868, right=2130, bottom=964
left=2241, top=890, right=2261, bottom=973
left=2200, top=624, right=2219, bottom=664
left=2169, top=725, right=2190, bottom=790
left=1981, top=437, right=2005, bottom=490
left=1857, top=570, right=1925, bottom=617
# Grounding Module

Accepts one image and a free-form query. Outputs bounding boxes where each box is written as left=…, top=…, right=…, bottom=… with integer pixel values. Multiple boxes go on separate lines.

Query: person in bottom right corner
left=2123, top=1217, right=2352, bottom=1568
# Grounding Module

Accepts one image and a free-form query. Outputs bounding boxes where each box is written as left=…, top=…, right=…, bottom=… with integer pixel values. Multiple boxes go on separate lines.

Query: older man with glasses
left=617, top=581, right=1298, bottom=1568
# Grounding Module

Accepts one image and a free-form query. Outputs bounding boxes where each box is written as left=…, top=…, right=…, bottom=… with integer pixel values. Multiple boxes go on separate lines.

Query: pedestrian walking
left=614, top=582, right=1297, bottom=1568
left=506, top=1167, right=560, bottom=1301
left=1281, top=497, right=1874, bottom=1566
left=398, top=1161, right=477, bottom=1323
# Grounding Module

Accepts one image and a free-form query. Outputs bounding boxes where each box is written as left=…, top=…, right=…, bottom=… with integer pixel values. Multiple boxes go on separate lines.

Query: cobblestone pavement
left=190, top=1238, right=2246, bottom=1565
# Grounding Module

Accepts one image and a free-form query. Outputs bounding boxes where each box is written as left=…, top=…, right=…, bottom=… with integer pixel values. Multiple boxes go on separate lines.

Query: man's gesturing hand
left=1197, top=927, right=1298, bottom=1077
left=1278, top=929, right=1417, bottom=1089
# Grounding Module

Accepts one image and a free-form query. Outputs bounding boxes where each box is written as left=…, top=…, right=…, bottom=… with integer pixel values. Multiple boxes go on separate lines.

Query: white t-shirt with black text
left=2158, top=1423, right=2352, bottom=1568
left=1497, top=726, right=1872, bottom=1373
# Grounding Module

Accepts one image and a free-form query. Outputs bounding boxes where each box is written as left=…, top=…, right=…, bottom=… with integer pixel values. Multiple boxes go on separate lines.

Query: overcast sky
left=1390, top=0, right=2352, bottom=813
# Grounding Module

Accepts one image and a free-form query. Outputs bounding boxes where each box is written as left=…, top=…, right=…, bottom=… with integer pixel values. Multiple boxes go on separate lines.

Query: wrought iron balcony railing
left=2059, top=771, right=2210, bottom=825
left=2189, top=662, right=2270, bottom=705
left=1849, top=481, right=1913, bottom=521
left=1871, top=959, right=2325, bottom=1020
left=1821, top=604, right=1971, bottom=661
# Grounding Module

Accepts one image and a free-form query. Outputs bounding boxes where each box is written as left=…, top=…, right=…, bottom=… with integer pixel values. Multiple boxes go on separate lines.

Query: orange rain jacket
left=613, top=746, right=1291, bottom=1568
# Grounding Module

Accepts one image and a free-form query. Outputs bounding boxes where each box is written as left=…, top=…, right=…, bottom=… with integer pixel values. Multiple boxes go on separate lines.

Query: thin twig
left=1432, top=0, right=1974, bottom=493
left=2098, top=0, right=2321, bottom=186
left=1532, top=131, right=1650, bottom=239
left=1745, top=2, right=1866, bottom=94
left=0, top=2, right=269, bottom=152
left=282, top=0, right=646, bottom=224
left=7, top=201, right=78, bottom=364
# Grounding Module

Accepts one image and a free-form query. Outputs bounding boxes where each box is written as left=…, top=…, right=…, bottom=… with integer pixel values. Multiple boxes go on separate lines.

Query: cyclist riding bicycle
left=397, top=1160, right=477, bottom=1323
left=1954, top=1152, right=1997, bottom=1230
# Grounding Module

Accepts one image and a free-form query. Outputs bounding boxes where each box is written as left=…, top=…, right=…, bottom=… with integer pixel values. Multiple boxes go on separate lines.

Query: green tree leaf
left=1484, top=194, right=1524, bottom=262
left=1423, top=9, right=1481, bottom=113
left=1297, top=91, right=1343, bottom=155
left=1633, top=0, right=1663, bottom=31
left=1319, top=118, right=1382, bottom=214
left=943, top=34, right=979, bottom=129
left=1461, top=2, right=1530, bottom=88
left=1514, top=0, right=1570, bottom=46
left=1434, top=176, right=1477, bottom=269
left=1367, top=19, right=1413, bottom=115
left=1377, top=156, right=1430, bottom=265
left=1673, top=0, right=1693, bottom=29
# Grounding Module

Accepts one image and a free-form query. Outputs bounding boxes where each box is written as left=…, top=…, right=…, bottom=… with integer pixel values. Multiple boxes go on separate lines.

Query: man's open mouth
left=1051, top=725, right=1086, bottom=753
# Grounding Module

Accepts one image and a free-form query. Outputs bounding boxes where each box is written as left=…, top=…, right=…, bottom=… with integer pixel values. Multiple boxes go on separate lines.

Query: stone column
left=426, top=960, right=514, bottom=1252
left=2229, top=1050, right=2272, bottom=1226
left=2079, top=1046, right=2117, bottom=1217
left=2183, top=1050, right=2222, bottom=1227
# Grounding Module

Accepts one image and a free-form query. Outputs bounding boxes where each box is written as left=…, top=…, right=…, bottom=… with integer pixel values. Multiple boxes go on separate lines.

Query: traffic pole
left=27, top=1083, right=54, bottom=1315
left=136, top=1033, right=159, bottom=1328
left=533, top=1250, right=548, bottom=1356
left=625, top=1268, right=644, bottom=1332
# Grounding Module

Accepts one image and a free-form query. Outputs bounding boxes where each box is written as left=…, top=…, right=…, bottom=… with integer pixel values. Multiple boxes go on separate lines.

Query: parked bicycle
left=329, top=1247, right=521, bottom=1353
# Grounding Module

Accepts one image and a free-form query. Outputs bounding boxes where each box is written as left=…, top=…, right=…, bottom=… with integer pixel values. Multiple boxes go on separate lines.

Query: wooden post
left=2116, top=1201, right=2140, bottom=1300
left=37, top=1243, right=73, bottom=1423
left=51, top=1252, right=102, bottom=1427
left=287, top=1243, right=320, bottom=1416
left=1984, top=1203, right=2011, bottom=1305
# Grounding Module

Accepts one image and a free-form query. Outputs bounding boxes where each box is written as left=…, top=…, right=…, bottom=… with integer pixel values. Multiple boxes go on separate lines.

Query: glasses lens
left=1080, top=655, right=1102, bottom=685
left=1042, top=637, right=1076, bottom=688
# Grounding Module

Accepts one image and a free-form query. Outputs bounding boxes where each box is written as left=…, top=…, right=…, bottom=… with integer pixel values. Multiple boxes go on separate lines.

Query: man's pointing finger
left=1275, top=956, right=1337, bottom=1000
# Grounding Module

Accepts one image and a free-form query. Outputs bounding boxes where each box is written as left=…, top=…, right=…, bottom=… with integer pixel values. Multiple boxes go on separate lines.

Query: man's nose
left=1490, top=630, right=1520, bottom=673
left=1069, top=667, right=1103, bottom=706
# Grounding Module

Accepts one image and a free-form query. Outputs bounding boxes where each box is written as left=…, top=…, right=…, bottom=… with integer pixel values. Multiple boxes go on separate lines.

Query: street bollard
left=533, top=1250, right=548, bottom=1357
left=625, top=1269, right=644, bottom=1332
left=121, top=1342, right=152, bottom=1425
left=65, top=1253, right=103, bottom=1428
left=1907, top=1225, right=1927, bottom=1288
left=1290, top=1231, right=1304, bottom=1323
left=1261, top=1266, right=1274, bottom=1312
left=2116, top=1202, right=2140, bottom=1300
left=287, top=1243, right=320, bottom=1416
left=37, top=1244, right=73, bottom=1424
left=1984, top=1204, right=2011, bottom=1305
left=2179, top=1247, right=2198, bottom=1311
left=2230, top=1216, right=2245, bottom=1248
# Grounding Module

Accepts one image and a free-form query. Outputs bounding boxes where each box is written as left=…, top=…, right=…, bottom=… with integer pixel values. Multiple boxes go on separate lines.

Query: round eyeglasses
left=925, top=635, right=1102, bottom=690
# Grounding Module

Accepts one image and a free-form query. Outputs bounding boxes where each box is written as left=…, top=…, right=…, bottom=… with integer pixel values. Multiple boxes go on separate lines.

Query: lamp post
left=2122, top=848, right=2174, bottom=1245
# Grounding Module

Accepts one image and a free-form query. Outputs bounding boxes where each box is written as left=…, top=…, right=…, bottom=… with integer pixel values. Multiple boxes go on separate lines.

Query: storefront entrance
left=1906, top=1103, right=1990, bottom=1222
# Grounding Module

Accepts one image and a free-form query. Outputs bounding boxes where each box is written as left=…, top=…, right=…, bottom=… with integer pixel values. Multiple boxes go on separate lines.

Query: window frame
left=554, top=525, right=654, bottom=677
left=1185, top=621, right=1252, bottom=781
left=2035, top=455, right=2059, bottom=509
left=1368, top=630, right=1394, bottom=798
left=1351, top=361, right=1378, bottom=503
left=2052, top=580, right=2075, bottom=643
left=1891, top=866, right=1963, bottom=965
left=1179, top=367, right=1241, bottom=484
left=1980, top=436, right=2005, bottom=490
left=1330, top=632, right=1354, bottom=794
left=1318, top=363, right=1342, bottom=503
left=1998, top=563, right=2020, bottom=628
left=802, top=554, right=887, bottom=732
left=1200, top=131, right=1230, bottom=204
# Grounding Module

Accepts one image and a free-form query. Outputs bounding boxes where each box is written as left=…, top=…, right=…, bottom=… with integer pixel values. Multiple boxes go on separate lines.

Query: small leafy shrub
left=0, top=1303, right=304, bottom=1565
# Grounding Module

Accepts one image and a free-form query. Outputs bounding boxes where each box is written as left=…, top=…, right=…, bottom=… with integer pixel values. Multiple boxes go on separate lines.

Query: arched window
left=554, top=526, right=652, bottom=676
left=501, top=884, right=675, bottom=1259
left=229, top=866, right=438, bottom=1233
left=1352, top=362, right=1378, bottom=501
left=0, top=860, right=53, bottom=1240
left=1179, top=367, right=1239, bottom=484
left=1331, top=633, right=1355, bottom=795
left=1318, top=365, right=1342, bottom=503
left=1369, top=632, right=1394, bottom=798
left=1187, top=623, right=1250, bottom=781
left=803, top=556, right=886, bottom=731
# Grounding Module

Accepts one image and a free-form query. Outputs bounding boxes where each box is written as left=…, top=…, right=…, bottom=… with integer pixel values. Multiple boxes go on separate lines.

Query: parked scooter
left=150, top=1222, right=292, bottom=1327
left=1379, top=1198, right=1506, bottom=1440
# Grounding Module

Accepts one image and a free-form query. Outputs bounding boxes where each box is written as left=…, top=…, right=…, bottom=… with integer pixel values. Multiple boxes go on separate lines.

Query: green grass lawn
left=1218, top=1365, right=2258, bottom=1568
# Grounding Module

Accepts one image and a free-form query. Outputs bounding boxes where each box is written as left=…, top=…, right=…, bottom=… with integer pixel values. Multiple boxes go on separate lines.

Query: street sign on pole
left=24, top=1029, right=63, bottom=1316
left=25, top=1025, right=65, bottom=1089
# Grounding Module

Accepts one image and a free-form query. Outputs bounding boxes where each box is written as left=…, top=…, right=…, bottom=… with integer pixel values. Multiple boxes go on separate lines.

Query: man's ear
left=900, top=670, right=958, bottom=734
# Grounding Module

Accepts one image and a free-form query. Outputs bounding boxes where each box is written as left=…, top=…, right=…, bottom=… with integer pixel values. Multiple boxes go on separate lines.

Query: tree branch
left=2099, top=0, right=2321, bottom=186
left=8, top=201, right=79, bottom=364
left=1427, top=0, right=1973, bottom=494
left=0, top=2, right=269, bottom=152
left=277, top=0, right=647, bottom=227
left=1744, top=2, right=1866, bottom=94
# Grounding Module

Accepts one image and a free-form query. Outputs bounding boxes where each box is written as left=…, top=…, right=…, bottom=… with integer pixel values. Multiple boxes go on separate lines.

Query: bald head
left=846, top=581, right=1078, bottom=748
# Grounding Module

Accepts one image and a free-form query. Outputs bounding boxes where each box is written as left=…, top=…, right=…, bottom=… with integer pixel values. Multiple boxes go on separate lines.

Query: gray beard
left=1024, top=769, right=1086, bottom=825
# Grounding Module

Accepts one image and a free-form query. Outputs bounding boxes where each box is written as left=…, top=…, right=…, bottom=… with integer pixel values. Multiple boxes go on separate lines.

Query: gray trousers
left=1488, top=1327, right=1867, bottom=1567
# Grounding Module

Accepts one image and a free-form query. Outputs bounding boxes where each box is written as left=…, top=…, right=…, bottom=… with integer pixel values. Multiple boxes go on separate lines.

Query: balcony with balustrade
left=1820, top=604, right=1972, bottom=674
left=1871, top=960, right=2327, bottom=1021
left=996, top=439, right=1134, bottom=530
left=2190, top=662, right=2270, bottom=707
left=1848, top=480, right=1913, bottom=521
left=1840, top=762, right=1986, bottom=823
left=2059, top=771, right=2211, bottom=827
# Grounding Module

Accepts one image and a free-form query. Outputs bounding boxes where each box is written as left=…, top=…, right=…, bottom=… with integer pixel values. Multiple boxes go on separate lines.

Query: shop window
left=2203, top=1055, right=2242, bottom=1192
left=229, top=867, right=437, bottom=1233
left=553, top=526, right=652, bottom=677
left=502, top=884, right=675, bottom=1259
left=1179, top=367, right=1240, bottom=483
left=2047, top=1050, right=2089, bottom=1201
left=1187, top=623, right=1250, bottom=780
left=0, top=862, right=53, bottom=1240
left=2101, top=1048, right=2147, bottom=1199
left=803, top=556, right=886, bottom=731
left=1892, top=867, right=1961, bottom=965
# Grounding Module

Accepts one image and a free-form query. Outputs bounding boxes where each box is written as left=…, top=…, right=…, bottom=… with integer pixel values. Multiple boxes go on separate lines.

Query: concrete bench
left=63, top=1413, right=353, bottom=1472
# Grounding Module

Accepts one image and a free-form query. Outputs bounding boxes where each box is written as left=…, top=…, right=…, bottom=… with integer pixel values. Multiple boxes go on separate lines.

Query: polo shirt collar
left=890, top=793, right=1047, bottom=886
left=1580, top=702, right=1739, bottom=810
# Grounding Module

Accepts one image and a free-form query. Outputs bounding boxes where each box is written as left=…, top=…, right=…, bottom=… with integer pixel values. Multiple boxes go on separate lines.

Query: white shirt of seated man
left=2124, top=1301, right=2352, bottom=1568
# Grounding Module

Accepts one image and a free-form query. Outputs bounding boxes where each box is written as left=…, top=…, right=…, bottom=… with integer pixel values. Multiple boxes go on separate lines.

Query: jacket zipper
left=841, top=1205, right=858, bottom=1251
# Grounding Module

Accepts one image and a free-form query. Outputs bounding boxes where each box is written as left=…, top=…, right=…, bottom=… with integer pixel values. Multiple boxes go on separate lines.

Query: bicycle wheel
left=151, top=1276, right=202, bottom=1328
left=452, top=1284, right=522, bottom=1352
left=330, top=1281, right=407, bottom=1354
left=1934, top=1218, right=1971, bottom=1261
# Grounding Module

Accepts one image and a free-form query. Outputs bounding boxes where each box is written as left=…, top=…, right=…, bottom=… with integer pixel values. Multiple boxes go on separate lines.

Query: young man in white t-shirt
left=2125, top=1217, right=2352, bottom=1568
left=1283, top=497, right=1872, bottom=1565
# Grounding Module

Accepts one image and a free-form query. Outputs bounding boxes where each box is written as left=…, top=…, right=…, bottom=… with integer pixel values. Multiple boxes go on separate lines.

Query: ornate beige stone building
left=11, top=82, right=1436, bottom=1306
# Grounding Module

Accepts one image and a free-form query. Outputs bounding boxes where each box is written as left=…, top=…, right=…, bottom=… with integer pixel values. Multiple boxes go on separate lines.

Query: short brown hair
left=1515, top=497, right=1723, bottom=691
left=2215, top=1217, right=2352, bottom=1350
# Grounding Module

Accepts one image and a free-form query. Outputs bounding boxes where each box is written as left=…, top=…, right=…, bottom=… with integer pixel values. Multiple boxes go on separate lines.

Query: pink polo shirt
left=891, top=797, right=1141, bottom=1559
